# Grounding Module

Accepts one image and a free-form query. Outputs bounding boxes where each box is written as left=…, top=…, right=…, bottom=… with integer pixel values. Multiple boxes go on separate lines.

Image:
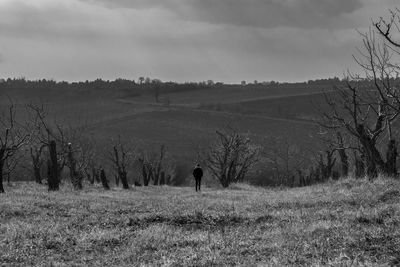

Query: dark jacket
left=193, top=167, right=203, bottom=179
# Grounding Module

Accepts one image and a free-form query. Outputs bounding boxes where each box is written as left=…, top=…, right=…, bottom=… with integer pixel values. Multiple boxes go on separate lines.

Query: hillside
left=123, top=83, right=333, bottom=107
left=1, top=178, right=399, bottom=266
left=0, top=81, right=331, bottom=185
left=215, top=92, right=328, bottom=122
left=89, top=108, right=319, bottom=161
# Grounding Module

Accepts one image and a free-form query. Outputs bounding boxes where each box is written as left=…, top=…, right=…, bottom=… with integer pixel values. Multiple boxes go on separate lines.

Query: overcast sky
left=0, top=0, right=398, bottom=83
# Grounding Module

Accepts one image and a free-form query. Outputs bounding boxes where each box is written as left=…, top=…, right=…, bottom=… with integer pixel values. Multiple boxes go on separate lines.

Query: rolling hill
left=0, top=81, right=333, bottom=184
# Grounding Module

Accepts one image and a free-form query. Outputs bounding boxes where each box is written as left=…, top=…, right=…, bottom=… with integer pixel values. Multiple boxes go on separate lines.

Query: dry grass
left=1, top=177, right=400, bottom=266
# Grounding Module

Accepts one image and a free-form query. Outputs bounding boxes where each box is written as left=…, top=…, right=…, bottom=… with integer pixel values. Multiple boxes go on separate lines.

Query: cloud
left=80, top=0, right=364, bottom=29
left=0, top=0, right=128, bottom=41
left=0, top=0, right=397, bottom=83
left=183, top=0, right=364, bottom=29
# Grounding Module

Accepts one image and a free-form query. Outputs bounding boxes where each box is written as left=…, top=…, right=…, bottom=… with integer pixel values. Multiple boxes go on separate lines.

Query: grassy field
left=1, top=177, right=399, bottom=266
left=89, top=108, right=320, bottom=164
left=216, top=92, right=327, bottom=122
left=124, top=84, right=331, bottom=107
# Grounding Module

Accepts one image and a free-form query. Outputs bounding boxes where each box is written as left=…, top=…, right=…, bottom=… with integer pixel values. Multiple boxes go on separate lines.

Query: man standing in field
left=193, top=163, right=203, bottom=192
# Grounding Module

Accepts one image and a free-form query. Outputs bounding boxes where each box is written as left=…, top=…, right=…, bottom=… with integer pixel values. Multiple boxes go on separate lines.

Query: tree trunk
left=160, top=171, right=165, bottom=185
left=48, top=141, right=60, bottom=191
left=354, top=152, right=365, bottom=178
left=290, top=174, right=296, bottom=187
left=142, top=164, right=149, bottom=186
left=357, top=124, right=385, bottom=178
left=93, top=167, right=100, bottom=183
left=153, top=174, right=159, bottom=185
left=148, top=169, right=154, bottom=185
left=85, top=169, right=94, bottom=184
left=0, top=158, right=4, bottom=193
left=337, top=148, right=349, bottom=177
left=100, top=168, right=110, bottom=190
left=325, top=151, right=335, bottom=180
left=153, top=166, right=160, bottom=185
left=113, top=146, right=129, bottom=189
left=68, top=145, right=82, bottom=190
left=385, top=139, right=398, bottom=177
left=7, top=170, right=11, bottom=185
left=31, top=148, right=43, bottom=184
left=115, top=174, right=119, bottom=186
left=317, top=155, right=326, bottom=181
left=220, top=173, right=230, bottom=188
left=120, top=171, right=129, bottom=189
left=361, top=143, right=380, bottom=178
left=298, top=170, right=305, bottom=187
left=34, top=165, right=42, bottom=184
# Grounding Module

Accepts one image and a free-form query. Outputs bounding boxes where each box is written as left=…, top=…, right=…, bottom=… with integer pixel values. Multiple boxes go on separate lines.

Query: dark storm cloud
left=81, top=0, right=364, bottom=29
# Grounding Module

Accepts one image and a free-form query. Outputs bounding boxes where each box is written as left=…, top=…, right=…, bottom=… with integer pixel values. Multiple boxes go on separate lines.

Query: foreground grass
left=1, top=178, right=400, bottom=266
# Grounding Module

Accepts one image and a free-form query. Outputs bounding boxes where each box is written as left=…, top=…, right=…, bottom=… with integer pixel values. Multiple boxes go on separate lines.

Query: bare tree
left=316, top=149, right=336, bottom=181
left=28, top=105, right=49, bottom=184
left=263, top=135, right=310, bottom=186
left=65, top=132, right=97, bottom=189
left=138, top=156, right=153, bottom=186
left=0, top=104, right=30, bottom=193
left=99, top=166, right=110, bottom=190
left=67, top=142, right=83, bottom=190
left=48, top=140, right=59, bottom=190
left=205, top=129, right=259, bottom=188
left=109, top=137, right=134, bottom=189
left=30, top=146, right=45, bottom=184
left=321, top=26, right=400, bottom=178
left=4, top=152, right=23, bottom=185
left=78, top=138, right=97, bottom=185
left=151, top=145, right=166, bottom=185
left=29, top=103, right=96, bottom=190
left=374, top=8, right=400, bottom=49
left=315, top=130, right=353, bottom=178
left=28, top=104, right=70, bottom=190
left=374, top=9, right=400, bottom=175
left=138, top=144, right=171, bottom=186
left=335, top=131, right=350, bottom=177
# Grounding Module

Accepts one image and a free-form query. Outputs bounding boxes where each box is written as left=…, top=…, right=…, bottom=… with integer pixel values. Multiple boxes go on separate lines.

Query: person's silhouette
left=193, top=163, right=203, bottom=192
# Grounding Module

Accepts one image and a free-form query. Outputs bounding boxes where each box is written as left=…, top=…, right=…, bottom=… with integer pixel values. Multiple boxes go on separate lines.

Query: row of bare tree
left=0, top=96, right=260, bottom=192
left=0, top=102, right=177, bottom=193
left=0, top=103, right=99, bottom=192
